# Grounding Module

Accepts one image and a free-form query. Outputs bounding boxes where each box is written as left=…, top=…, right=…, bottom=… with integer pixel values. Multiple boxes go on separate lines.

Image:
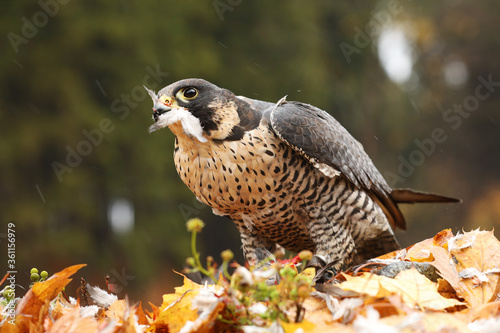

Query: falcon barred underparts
left=147, top=78, right=459, bottom=273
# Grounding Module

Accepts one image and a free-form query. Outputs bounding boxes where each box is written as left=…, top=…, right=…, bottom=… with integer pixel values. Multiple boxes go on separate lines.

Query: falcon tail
left=390, top=188, right=461, bottom=204
left=371, top=189, right=460, bottom=231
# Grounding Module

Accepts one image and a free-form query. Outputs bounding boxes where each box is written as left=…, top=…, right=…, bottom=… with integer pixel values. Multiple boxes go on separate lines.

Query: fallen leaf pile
left=2, top=229, right=500, bottom=332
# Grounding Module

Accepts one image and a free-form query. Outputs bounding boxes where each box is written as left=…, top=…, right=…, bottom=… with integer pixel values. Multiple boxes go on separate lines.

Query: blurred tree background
left=1, top=0, right=499, bottom=305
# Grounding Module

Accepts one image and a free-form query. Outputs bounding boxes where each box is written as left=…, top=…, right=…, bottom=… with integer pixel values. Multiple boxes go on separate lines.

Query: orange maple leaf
left=14, top=264, right=86, bottom=331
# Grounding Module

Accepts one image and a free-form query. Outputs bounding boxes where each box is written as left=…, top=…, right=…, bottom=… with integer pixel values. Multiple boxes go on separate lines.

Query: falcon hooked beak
left=145, top=86, right=174, bottom=122
left=145, top=85, right=208, bottom=142
left=152, top=99, right=173, bottom=122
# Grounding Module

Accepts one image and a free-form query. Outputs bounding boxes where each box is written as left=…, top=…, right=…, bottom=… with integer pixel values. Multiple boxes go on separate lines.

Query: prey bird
left=147, top=78, right=459, bottom=272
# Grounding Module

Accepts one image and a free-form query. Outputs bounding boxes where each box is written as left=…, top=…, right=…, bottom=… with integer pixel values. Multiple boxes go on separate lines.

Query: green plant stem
left=191, top=231, right=215, bottom=281
left=222, top=261, right=232, bottom=280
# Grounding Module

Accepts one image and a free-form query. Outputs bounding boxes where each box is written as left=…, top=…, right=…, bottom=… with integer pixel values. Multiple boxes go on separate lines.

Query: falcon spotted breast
left=147, top=78, right=459, bottom=271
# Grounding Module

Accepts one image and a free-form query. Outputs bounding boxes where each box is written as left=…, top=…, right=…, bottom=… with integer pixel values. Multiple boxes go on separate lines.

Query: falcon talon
left=148, top=78, right=460, bottom=271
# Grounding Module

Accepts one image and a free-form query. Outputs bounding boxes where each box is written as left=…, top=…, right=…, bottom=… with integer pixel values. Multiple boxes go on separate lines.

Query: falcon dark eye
left=182, top=87, right=198, bottom=99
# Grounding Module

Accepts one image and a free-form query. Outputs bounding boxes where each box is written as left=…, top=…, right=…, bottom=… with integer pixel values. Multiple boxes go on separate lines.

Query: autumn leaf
left=148, top=276, right=225, bottom=333
left=44, top=307, right=99, bottom=333
left=429, top=245, right=463, bottom=296
left=14, top=264, right=86, bottom=331
left=5, top=229, right=500, bottom=332
left=466, top=300, right=500, bottom=322
left=135, top=302, right=151, bottom=326
left=280, top=319, right=345, bottom=333
left=449, top=230, right=500, bottom=307
left=105, top=299, right=128, bottom=322
left=148, top=289, right=199, bottom=332
left=379, top=312, right=470, bottom=333
left=338, top=267, right=464, bottom=311
left=429, top=230, right=500, bottom=308
left=405, top=229, right=454, bottom=262
left=295, top=294, right=335, bottom=327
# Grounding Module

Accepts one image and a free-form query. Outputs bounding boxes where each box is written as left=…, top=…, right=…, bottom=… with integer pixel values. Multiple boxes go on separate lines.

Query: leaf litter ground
left=2, top=229, right=500, bottom=332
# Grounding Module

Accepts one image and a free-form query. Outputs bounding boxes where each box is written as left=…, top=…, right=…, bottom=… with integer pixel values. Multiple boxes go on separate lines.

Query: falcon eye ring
left=181, top=87, right=198, bottom=100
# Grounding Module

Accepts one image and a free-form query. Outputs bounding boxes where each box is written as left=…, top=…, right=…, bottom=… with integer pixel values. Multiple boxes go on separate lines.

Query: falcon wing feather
left=269, top=100, right=391, bottom=196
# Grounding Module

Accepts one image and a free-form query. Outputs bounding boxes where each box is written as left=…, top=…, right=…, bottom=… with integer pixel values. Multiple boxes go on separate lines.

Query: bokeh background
left=1, top=0, right=499, bottom=305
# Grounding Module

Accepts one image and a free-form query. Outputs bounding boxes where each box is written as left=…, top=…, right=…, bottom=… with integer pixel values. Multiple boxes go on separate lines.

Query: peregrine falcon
left=147, top=78, right=458, bottom=271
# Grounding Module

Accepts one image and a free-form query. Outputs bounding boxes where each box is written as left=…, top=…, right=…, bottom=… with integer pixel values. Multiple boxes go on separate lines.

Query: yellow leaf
left=394, top=269, right=465, bottom=310
left=158, top=275, right=203, bottom=309
left=405, top=229, right=453, bottom=262
left=429, top=245, right=463, bottom=292
left=449, top=230, right=500, bottom=307
left=149, top=288, right=200, bottom=332
left=338, top=268, right=464, bottom=310
left=380, top=312, right=471, bottom=333
left=299, top=296, right=335, bottom=326
left=301, top=267, right=316, bottom=282
left=45, top=306, right=99, bottom=333
left=174, top=275, right=203, bottom=295
left=281, top=320, right=316, bottom=333
left=105, top=299, right=128, bottom=322
left=406, top=237, right=435, bottom=262
left=466, top=300, right=500, bottom=322
left=149, top=276, right=224, bottom=333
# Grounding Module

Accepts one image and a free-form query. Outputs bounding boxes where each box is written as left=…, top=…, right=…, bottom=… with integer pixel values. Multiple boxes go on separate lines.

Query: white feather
left=86, top=284, right=118, bottom=308
left=149, top=107, right=207, bottom=143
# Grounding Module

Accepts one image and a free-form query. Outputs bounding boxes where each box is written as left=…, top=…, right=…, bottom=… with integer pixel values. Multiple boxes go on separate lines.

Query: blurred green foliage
left=1, top=0, right=499, bottom=303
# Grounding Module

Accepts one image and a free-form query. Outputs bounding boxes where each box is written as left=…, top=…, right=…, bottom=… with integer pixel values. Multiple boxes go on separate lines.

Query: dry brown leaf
left=429, top=245, right=462, bottom=291
left=135, top=302, right=150, bottom=326
left=281, top=320, right=334, bottom=333
left=338, top=268, right=464, bottom=311
left=406, top=237, right=434, bottom=262
left=45, top=307, right=100, bottom=333
left=405, top=229, right=454, bottom=262
left=450, top=230, right=500, bottom=307
left=49, top=295, right=74, bottom=322
left=298, top=295, right=335, bottom=326
left=436, top=277, right=460, bottom=300
left=148, top=289, right=199, bottom=332
left=464, top=300, right=500, bottom=323
left=120, top=305, right=146, bottom=333
left=147, top=301, right=160, bottom=322
left=434, top=229, right=455, bottom=247
left=105, top=299, right=128, bottom=322
left=364, top=297, right=402, bottom=318
left=376, top=249, right=401, bottom=260
left=0, top=321, right=19, bottom=333
left=15, top=264, right=86, bottom=331
left=380, top=312, right=471, bottom=333
left=6, top=229, right=500, bottom=332
left=148, top=276, right=225, bottom=333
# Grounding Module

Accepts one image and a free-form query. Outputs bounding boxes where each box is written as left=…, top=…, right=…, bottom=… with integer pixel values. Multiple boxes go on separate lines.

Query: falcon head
left=147, top=78, right=261, bottom=142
